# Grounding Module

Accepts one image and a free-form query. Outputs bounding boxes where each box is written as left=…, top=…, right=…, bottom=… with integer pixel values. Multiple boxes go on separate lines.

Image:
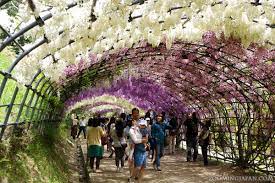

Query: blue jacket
left=151, top=122, right=170, bottom=144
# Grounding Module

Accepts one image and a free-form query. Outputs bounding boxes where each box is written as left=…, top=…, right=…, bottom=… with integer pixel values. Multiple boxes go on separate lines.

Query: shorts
left=134, top=150, right=147, bottom=168
left=88, top=145, right=103, bottom=158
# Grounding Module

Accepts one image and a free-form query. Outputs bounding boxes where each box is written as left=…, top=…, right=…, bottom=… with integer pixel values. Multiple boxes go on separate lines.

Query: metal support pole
left=14, top=86, right=31, bottom=125
left=0, top=87, right=19, bottom=140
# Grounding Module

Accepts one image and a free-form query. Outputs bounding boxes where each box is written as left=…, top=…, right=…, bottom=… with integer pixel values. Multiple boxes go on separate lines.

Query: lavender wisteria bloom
left=64, top=77, right=187, bottom=114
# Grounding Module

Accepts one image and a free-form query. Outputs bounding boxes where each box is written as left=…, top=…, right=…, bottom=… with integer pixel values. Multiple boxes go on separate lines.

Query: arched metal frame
left=59, top=42, right=274, bottom=174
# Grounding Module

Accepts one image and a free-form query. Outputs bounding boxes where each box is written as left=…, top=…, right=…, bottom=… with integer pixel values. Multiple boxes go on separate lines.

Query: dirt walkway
left=78, top=139, right=270, bottom=183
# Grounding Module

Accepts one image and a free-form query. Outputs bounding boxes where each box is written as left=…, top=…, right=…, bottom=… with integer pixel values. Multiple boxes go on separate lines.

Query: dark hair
left=148, top=118, right=153, bottom=125
left=88, top=118, right=93, bottom=126
left=145, top=111, right=150, bottom=118
left=115, top=119, right=124, bottom=138
left=126, top=120, right=132, bottom=127
left=132, top=108, right=139, bottom=114
left=110, top=117, right=116, bottom=123
left=92, top=118, right=100, bottom=127
left=120, top=113, right=126, bottom=120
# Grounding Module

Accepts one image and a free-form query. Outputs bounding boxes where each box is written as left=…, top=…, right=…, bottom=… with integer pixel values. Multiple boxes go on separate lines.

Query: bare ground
left=76, top=138, right=271, bottom=183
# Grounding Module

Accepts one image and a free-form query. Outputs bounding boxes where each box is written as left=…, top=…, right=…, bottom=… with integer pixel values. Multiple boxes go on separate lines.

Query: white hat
left=145, top=118, right=150, bottom=121
left=139, top=119, right=147, bottom=126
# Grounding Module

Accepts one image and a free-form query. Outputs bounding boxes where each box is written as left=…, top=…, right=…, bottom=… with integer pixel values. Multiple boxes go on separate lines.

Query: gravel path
left=77, top=139, right=267, bottom=183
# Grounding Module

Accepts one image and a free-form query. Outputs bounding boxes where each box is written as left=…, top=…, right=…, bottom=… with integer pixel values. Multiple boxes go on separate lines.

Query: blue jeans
left=156, top=143, right=164, bottom=167
left=134, top=150, right=147, bottom=168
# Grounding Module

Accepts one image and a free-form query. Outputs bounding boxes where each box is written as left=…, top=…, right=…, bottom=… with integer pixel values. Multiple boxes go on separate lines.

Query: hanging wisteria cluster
left=61, top=33, right=275, bottom=106
left=65, top=95, right=138, bottom=115
left=64, top=77, right=187, bottom=115
left=8, top=0, right=274, bottom=84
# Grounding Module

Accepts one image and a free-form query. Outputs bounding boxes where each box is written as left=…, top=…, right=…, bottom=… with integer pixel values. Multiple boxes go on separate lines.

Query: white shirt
left=129, top=125, right=142, bottom=144
left=79, top=119, right=86, bottom=127
left=128, top=125, right=143, bottom=160
left=72, top=119, right=78, bottom=126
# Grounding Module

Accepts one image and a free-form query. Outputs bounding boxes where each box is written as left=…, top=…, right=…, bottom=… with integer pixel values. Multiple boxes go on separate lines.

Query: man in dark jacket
left=184, top=112, right=199, bottom=162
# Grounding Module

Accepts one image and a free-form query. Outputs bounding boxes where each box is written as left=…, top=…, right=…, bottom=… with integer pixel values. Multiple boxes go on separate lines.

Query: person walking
left=146, top=117, right=155, bottom=160
left=107, top=117, right=116, bottom=157
left=110, top=119, right=127, bottom=172
left=184, top=112, right=199, bottom=162
left=151, top=113, right=170, bottom=171
left=70, top=114, right=78, bottom=140
left=77, top=116, right=87, bottom=139
left=87, top=118, right=105, bottom=173
left=199, top=120, right=212, bottom=166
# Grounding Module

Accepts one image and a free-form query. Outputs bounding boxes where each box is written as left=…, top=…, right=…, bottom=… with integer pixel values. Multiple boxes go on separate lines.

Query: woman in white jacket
left=128, top=108, right=147, bottom=183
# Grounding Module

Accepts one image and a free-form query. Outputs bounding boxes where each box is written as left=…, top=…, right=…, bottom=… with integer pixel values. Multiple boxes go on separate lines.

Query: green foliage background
left=0, top=122, right=71, bottom=183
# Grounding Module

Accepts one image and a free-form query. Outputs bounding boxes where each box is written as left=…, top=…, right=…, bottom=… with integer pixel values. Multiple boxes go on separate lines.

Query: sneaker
left=156, top=167, right=162, bottom=171
left=116, top=167, right=120, bottom=172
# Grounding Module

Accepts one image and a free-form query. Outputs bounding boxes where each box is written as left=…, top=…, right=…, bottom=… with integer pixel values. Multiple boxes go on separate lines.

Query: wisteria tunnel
left=0, top=0, right=274, bottom=182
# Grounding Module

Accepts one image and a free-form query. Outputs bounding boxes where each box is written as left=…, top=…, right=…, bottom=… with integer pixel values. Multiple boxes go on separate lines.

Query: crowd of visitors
left=70, top=108, right=212, bottom=182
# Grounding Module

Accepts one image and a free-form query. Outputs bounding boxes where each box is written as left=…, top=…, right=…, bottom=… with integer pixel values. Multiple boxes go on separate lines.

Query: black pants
left=201, top=145, right=208, bottom=165
left=90, top=156, right=101, bottom=169
left=77, top=126, right=86, bottom=138
left=186, top=137, right=198, bottom=161
left=114, top=147, right=125, bottom=167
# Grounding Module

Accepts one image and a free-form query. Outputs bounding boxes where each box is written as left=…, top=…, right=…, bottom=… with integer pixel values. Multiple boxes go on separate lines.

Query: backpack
left=199, top=129, right=210, bottom=146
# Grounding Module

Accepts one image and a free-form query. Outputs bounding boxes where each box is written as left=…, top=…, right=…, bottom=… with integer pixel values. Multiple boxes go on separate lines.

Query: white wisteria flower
left=9, top=0, right=275, bottom=84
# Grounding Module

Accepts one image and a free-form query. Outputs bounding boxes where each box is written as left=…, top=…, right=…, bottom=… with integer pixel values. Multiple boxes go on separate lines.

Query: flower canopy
left=0, top=0, right=273, bottom=85
left=64, top=77, right=187, bottom=115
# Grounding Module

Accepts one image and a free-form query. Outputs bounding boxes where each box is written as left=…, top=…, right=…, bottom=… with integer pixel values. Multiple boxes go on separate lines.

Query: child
left=139, top=119, right=150, bottom=151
